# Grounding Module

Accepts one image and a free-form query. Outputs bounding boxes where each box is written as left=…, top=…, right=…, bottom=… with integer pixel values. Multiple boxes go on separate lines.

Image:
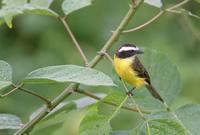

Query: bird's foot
left=126, top=87, right=135, bottom=97
left=126, top=91, right=134, bottom=96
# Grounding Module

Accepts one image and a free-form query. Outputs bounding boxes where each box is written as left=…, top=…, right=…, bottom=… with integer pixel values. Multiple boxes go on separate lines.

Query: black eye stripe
left=116, top=50, right=136, bottom=58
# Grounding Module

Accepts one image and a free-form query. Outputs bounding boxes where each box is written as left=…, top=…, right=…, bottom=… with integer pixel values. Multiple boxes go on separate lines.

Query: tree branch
left=14, top=1, right=144, bottom=134
left=122, top=0, right=190, bottom=34
left=89, top=2, right=144, bottom=67
left=59, top=17, right=89, bottom=66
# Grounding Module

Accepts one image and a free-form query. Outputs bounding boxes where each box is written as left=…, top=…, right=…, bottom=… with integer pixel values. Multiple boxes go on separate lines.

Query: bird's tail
left=145, top=84, right=164, bottom=103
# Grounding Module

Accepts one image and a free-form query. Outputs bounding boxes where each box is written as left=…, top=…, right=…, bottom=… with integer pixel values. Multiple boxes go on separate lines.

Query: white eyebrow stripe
left=118, top=46, right=139, bottom=52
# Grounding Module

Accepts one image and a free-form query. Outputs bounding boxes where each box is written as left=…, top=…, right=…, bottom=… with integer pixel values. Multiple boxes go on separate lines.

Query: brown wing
left=132, top=56, right=151, bottom=84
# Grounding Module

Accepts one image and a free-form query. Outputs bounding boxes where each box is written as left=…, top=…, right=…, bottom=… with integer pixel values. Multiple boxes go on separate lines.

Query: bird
left=113, top=43, right=164, bottom=103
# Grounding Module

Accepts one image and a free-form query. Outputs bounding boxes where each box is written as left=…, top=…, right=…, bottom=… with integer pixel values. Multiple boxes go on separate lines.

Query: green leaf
left=52, top=109, right=88, bottom=135
left=0, top=0, right=57, bottom=28
left=79, top=105, right=112, bottom=135
left=24, top=65, right=115, bottom=86
left=0, top=114, right=23, bottom=129
left=129, top=118, right=187, bottom=135
left=131, top=49, right=181, bottom=109
left=175, top=104, right=200, bottom=135
left=32, top=103, right=77, bottom=135
left=30, top=0, right=54, bottom=7
left=144, top=0, right=162, bottom=8
left=102, top=91, right=126, bottom=106
left=0, top=60, right=12, bottom=90
left=62, top=0, right=93, bottom=15
left=112, top=131, right=129, bottom=135
left=147, top=119, right=187, bottom=135
left=2, top=0, right=26, bottom=6
left=129, top=124, right=145, bottom=135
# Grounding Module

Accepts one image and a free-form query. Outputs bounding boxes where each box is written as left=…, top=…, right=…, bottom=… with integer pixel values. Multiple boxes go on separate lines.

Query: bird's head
left=115, top=44, right=144, bottom=58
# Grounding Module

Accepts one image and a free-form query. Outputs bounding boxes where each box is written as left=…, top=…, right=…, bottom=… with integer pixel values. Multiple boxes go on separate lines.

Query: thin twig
left=18, top=87, right=52, bottom=107
left=14, top=2, right=144, bottom=134
left=0, top=83, right=23, bottom=98
left=121, top=80, right=146, bottom=120
left=98, top=51, right=114, bottom=64
left=59, top=17, right=89, bottom=66
left=146, top=122, right=151, bottom=135
left=167, top=0, right=189, bottom=10
left=76, top=89, right=151, bottom=114
left=123, top=11, right=164, bottom=33
left=167, top=9, right=200, bottom=20
left=122, top=0, right=190, bottom=34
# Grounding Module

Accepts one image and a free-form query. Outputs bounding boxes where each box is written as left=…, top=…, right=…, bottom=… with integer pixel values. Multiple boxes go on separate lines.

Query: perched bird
left=114, top=43, right=164, bottom=103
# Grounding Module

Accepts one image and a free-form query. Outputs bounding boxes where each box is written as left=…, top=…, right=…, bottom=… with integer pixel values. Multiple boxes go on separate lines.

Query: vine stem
left=14, top=1, right=144, bottom=134
left=122, top=0, right=190, bottom=34
left=100, top=96, right=129, bottom=134
left=146, top=122, right=151, bottom=135
left=121, top=80, right=146, bottom=119
left=60, top=17, right=89, bottom=66
left=1, top=84, right=51, bottom=106
left=121, top=80, right=151, bottom=134
left=106, top=96, right=128, bottom=122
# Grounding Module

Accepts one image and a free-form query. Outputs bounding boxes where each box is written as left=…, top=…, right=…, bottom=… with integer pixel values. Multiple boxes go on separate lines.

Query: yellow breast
left=114, top=55, right=145, bottom=88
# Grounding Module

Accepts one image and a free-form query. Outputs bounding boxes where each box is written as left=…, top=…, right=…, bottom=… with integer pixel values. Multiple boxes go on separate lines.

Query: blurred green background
left=0, top=0, right=200, bottom=134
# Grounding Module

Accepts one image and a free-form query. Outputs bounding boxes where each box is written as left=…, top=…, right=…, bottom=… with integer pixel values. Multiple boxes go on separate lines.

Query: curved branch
left=123, top=11, right=164, bottom=33
left=122, top=0, right=190, bottom=34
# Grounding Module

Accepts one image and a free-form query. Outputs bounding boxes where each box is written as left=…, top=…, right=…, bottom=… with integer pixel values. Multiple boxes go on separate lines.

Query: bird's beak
left=136, top=49, right=144, bottom=54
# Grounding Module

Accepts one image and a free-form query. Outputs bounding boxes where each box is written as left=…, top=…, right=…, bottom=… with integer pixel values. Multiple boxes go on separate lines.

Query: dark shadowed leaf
left=24, top=65, right=115, bottom=86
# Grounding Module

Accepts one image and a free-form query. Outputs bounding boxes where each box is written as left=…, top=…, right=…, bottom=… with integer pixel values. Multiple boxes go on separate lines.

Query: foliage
left=0, top=114, right=22, bottom=130
left=0, top=61, right=12, bottom=90
left=24, top=65, right=115, bottom=86
left=0, top=0, right=200, bottom=135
